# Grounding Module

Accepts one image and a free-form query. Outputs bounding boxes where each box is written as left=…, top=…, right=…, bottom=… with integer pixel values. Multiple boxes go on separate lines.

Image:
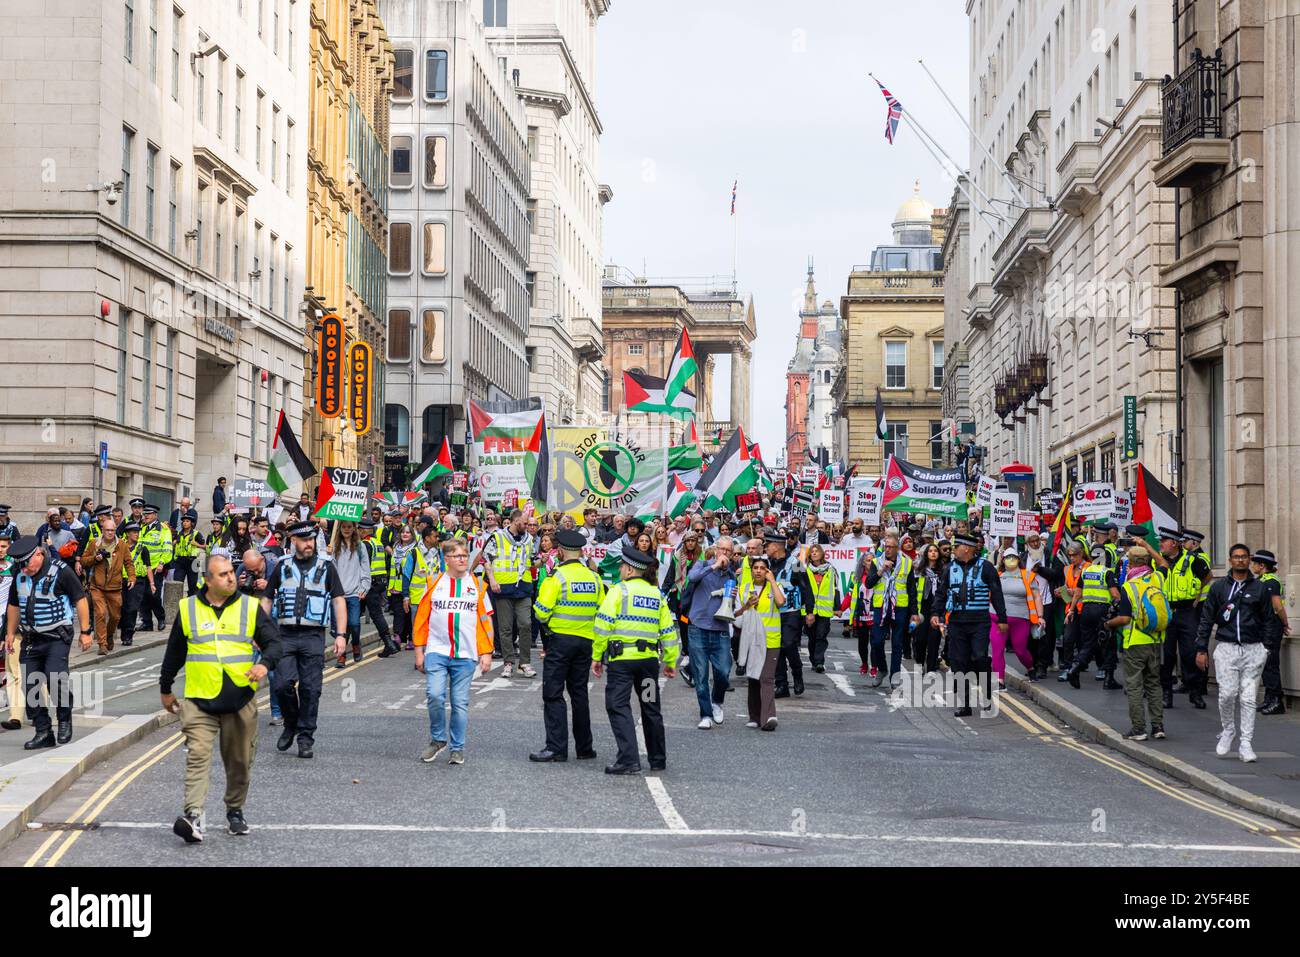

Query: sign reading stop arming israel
left=314, top=468, right=370, bottom=521
left=987, top=493, right=1018, bottom=537
left=849, top=485, right=883, bottom=523
left=818, top=490, right=844, bottom=522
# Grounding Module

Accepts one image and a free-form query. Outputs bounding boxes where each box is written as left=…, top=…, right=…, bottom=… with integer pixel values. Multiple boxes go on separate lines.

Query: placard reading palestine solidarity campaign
left=880, top=457, right=968, bottom=518
left=314, top=468, right=370, bottom=521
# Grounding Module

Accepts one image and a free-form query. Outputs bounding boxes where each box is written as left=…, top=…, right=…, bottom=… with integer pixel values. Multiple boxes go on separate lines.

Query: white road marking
left=127, top=678, right=156, bottom=688
left=385, top=695, right=413, bottom=710
left=474, top=677, right=517, bottom=695
left=828, top=674, right=856, bottom=697
left=644, top=777, right=689, bottom=831
left=953, top=716, right=979, bottom=735
left=85, top=820, right=1300, bottom=855
left=104, top=662, right=162, bottom=682
left=832, top=661, right=843, bottom=672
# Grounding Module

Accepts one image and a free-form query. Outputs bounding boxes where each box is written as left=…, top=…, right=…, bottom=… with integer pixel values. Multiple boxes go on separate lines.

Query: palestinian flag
left=468, top=397, right=544, bottom=442
left=663, top=328, right=698, bottom=404
left=623, top=369, right=697, bottom=420
left=875, top=389, right=888, bottom=440
left=412, top=436, right=454, bottom=488
left=693, top=427, right=758, bottom=511
left=750, top=442, right=775, bottom=491
left=267, top=411, right=316, bottom=493
left=667, top=473, right=696, bottom=518
left=372, top=490, right=427, bottom=508
left=1132, top=464, right=1179, bottom=549
left=523, top=414, right=549, bottom=509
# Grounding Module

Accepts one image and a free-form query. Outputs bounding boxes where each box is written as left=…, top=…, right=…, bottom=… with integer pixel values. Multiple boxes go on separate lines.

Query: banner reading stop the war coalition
left=879, top=456, right=968, bottom=518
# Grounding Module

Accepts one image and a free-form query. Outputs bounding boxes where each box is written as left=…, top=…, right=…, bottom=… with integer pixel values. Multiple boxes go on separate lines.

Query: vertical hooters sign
left=348, top=341, right=372, bottom=436
left=316, top=313, right=345, bottom=418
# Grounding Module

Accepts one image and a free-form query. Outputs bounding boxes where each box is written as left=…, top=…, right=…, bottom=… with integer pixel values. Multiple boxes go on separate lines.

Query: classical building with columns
left=600, top=269, right=754, bottom=438
left=834, top=186, right=947, bottom=477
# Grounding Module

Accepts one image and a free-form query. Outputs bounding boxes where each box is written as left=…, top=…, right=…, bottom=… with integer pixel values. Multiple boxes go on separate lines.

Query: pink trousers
left=990, top=615, right=1035, bottom=679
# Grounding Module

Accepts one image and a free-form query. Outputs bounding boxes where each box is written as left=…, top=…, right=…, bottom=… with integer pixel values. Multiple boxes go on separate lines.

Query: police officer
left=117, top=521, right=156, bottom=647
left=171, top=511, right=204, bottom=595
left=932, top=533, right=1006, bottom=717
left=138, top=503, right=173, bottom=630
left=1160, top=526, right=1212, bottom=709
left=0, top=505, right=20, bottom=541
left=127, top=497, right=146, bottom=528
left=591, top=547, right=679, bottom=775
left=1251, top=549, right=1290, bottom=715
left=360, top=518, right=399, bottom=657
left=160, top=552, right=282, bottom=843
left=259, top=521, right=347, bottom=758
left=1061, top=544, right=1114, bottom=690
left=530, top=528, right=605, bottom=763
left=764, top=531, right=813, bottom=698
left=4, top=536, right=93, bottom=748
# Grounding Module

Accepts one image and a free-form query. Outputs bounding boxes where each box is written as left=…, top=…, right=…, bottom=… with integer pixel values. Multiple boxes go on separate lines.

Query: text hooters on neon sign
left=316, top=314, right=345, bottom=418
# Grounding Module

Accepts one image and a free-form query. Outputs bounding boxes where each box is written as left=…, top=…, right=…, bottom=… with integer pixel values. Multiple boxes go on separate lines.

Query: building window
left=168, top=160, right=179, bottom=253
left=422, top=406, right=448, bottom=463
left=214, top=193, right=226, bottom=278
left=1081, top=449, right=1096, bottom=483
left=421, top=223, right=446, bottom=275
left=1099, top=442, right=1115, bottom=485
left=116, top=311, right=131, bottom=424
left=526, top=198, right=536, bottom=232
left=287, top=0, right=294, bottom=70
left=601, top=369, right=610, bottom=412
left=120, top=127, right=134, bottom=228
left=527, top=126, right=538, bottom=158
left=273, top=0, right=279, bottom=53
left=483, top=0, right=508, bottom=27
left=824, top=413, right=831, bottom=428
left=883, top=423, right=908, bottom=461
left=425, top=50, right=448, bottom=101
left=162, top=329, right=174, bottom=437
left=255, top=90, right=264, bottom=170
left=1066, top=458, right=1079, bottom=489
left=170, top=7, right=181, bottom=100
left=268, top=234, right=277, bottom=311
left=215, top=53, right=225, bottom=138
left=421, top=309, right=446, bottom=363
left=141, top=319, right=154, bottom=431
left=270, top=104, right=279, bottom=183
left=525, top=270, right=536, bottom=305
left=235, top=70, right=244, bottom=152
left=628, top=343, right=643, bottom=356
left=250, top=366, right=260, bottom=458
left=391, top=135, right=412, bottom=188
left=1050, top=464, right=1063, bottom=492
left=885, top=251, right=908, bottom=271
left=387, top=308, right=412, bottom=361
left=195, top=179, right=206, bottom=265
left=195, top=45, right=205, bottom=124
left=423, top=135, right=447, bottom=188
left=388, top=222, right=412, bottom=274
left=931, top=341, right=944, bottom=389
left=148, top=0, right=158, bottom=82
left=384, top=404, right=409, bottom=449
left=233, top=206, right=244, bottom=281
left=885, top=341, right=906, bottom=388
left=286, top=119, right=294, bottom=195
left=393, top=50, right=414, bottom=100
left=282, top=243, right=291, bottom=321
left=125, top=0, right=134, bottom=61
left=930, top=420, right=944, bottom=467
left=144, top=144, right=158, bottom=241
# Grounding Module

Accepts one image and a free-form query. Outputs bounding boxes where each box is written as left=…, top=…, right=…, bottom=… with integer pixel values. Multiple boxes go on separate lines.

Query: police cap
left=121, top=521, right=142, bottom=534
left=556, top=529, right=586, bottom=550
left=9, top=536, right=41, bottom=563
left=129, top=498, right=146, bottom=509
left=620, top=546, right=655, bottom=571
left=287, top=521, right=317, bottom=539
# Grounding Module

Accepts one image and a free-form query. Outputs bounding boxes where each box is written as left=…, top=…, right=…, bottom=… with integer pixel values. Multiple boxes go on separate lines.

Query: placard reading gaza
left=1071, top=482, right=1116, bottom=518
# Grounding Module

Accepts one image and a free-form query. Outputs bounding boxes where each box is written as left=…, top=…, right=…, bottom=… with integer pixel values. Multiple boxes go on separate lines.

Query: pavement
left=4, top=631, right=1300, bottom=867
left=1006, top=661, right=1300, bottom=827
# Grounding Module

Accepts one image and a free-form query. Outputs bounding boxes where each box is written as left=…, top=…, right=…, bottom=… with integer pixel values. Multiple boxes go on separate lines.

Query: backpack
left=1126, top=572, right=1171, bottom=634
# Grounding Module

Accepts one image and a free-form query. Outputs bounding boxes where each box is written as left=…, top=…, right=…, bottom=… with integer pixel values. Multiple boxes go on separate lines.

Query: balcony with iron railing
left=1153, top=48, right=1229, bottom=189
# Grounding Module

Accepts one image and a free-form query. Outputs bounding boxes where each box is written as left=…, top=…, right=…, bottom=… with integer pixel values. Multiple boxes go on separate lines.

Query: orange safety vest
left=1064, top=564, right=1083, bottom=613
left=1019, top=568, right=1041, bottom=625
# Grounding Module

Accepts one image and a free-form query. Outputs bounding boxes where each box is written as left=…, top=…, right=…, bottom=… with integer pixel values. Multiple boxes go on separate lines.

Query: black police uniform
left=119, top=535, right=152, bottom=646
left=936, top=550, right=1006, bottom=714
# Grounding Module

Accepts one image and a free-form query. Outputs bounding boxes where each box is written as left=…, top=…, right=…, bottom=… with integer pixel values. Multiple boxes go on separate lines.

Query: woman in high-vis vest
left=738, top=557, right=785, bottom=731
left=803, top=544, right=839, bottom=673
left=388, top=524, right=417, bottom=649
left=990, top=550, right=1049, bottom=685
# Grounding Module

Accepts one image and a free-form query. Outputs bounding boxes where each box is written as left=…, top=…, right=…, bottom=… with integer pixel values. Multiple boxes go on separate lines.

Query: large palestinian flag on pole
left=467, top=397, right=546, bottom=503
left=663, top=328, right=698, bottom=405
left=750, top=442, right=775, bottom=491
left=1132, top=463, right=1180, bottom=549
left=623, top=369, right=697, bottom=420
left=267, top=411, right=316, bottom=493
left=411, top=436, right=454, bottom=489
left=667, top=473, right=696, bottom=518
left=879, top=456, right=967, bottom=518
left=693, top=427, right=758, bottom=511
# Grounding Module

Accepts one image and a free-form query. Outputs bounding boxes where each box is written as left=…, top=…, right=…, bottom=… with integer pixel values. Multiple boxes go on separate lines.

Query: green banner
left=1123, top=396, right=1138, bottom=460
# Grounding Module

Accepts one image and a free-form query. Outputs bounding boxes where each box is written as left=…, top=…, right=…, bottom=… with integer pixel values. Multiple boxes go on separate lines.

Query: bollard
left=162, top=580, right=185, bottom=624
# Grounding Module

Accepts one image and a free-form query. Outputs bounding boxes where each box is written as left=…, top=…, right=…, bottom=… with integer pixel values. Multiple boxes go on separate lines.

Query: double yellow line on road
left=25, top=653, right=380, bottom=867
left=995, top=689, right=1300, bottom=851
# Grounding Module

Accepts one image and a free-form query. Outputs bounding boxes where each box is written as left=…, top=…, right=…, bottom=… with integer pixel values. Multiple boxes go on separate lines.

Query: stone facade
left=0, top=0, right=309, bottom=526
left=940, top=178, right=971, bottom=453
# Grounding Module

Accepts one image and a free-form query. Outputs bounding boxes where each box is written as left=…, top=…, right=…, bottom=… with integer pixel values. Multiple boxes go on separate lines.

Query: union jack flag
left=730, top=179, right=737, bottom=215
left=875, top=79, right=903, bottom=144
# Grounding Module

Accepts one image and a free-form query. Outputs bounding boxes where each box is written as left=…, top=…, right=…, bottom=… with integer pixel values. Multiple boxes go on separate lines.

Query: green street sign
left=1123, top=396, right=1138, bottom=460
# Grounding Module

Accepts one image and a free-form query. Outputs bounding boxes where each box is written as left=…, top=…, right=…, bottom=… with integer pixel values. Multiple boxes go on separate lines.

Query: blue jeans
left=871, top=609, right=909, bottom=676
left=425, top=652, right=478, bottom=751
left=687, top=626, right=731, bottom=718
left=343, top=596, right=361, bottom=645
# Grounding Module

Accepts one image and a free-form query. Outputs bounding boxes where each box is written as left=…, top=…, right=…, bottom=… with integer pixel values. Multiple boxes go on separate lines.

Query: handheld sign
left=818, top=490, right=845, bottom=523
left=849, top=486, right=883, bottom=523
left=988, top=493, right=1018, bottom=537
left=314, top=468, right=370, bottom=521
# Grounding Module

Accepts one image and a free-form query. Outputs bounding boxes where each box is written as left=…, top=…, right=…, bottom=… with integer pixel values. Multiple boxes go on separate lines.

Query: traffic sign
left=98, top=441, right=108, bottom=471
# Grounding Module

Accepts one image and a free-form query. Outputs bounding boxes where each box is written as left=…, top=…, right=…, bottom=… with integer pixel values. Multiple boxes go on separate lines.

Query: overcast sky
left=599, top=0, right=971, bottom=462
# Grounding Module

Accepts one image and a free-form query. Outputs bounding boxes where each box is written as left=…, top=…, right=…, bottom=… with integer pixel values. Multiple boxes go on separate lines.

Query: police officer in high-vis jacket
left=259, top=521, right=347, bottom=759
left=591, top=547, right=679, bottom=775
left=139, top=503, right=173, bottom=631
left=360, top=518, right=398, bottom=657
left=4, top=536, right=93, bottom=749
left=1158, top=526, right=1213, bottom=710
left=160, top=552, right=282, bottom=843
left=530, top=529, right=605, bottom=763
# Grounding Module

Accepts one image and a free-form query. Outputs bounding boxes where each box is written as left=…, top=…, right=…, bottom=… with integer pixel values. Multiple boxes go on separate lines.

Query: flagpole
left=731, top=181, right=739, bottom=297
left=917, top=58, right=1029, bottom=207
left=907, top=116, right=1008, bottom=221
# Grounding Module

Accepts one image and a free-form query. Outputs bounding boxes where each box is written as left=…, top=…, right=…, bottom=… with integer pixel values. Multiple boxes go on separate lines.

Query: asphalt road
left=7, top=633, right=1300, bottom=867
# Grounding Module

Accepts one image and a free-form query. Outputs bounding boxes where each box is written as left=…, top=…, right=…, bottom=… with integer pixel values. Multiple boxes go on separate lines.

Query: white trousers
left=1213, top=641, right=1268, bottom=744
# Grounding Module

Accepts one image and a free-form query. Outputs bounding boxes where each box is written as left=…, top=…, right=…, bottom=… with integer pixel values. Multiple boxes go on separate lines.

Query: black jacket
left=1196, top=574, right=1274, bottom=650
left=935, top=557, right=1007, bottom=622
left=160, top=589, right=282, bottom=713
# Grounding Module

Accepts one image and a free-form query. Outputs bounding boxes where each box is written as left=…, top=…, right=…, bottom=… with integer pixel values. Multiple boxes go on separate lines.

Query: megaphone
left=711, top=585, right=737, bottom=623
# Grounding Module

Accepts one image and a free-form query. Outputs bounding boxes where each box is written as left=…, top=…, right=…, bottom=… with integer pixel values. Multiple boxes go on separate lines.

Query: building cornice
left=516, top=86, right=571, bottom=118
left=488, top=33, right=603, bottom=134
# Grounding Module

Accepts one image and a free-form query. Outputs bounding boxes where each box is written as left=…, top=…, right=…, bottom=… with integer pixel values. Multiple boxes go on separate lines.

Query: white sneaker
left=711, top=704, right=725, bottom=724
left=501, top=663, right=514, bottom=678
left=745, top=720, right=759, bottom=729
left=696, top=717, right=713, bottom=730
left=1239, top=741, right=1257, bottom=763
left=1216, top=729, right=1235, bottom=757
left=518, top=663, right=537, bottom=678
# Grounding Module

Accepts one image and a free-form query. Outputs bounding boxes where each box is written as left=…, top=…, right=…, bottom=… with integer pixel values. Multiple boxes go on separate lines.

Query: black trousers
left=170, top=558, right=198, bottom=595
left=145, top=568, right=167, bottom=627
left=773, top=614, right=805, bottom=691
left=21, top=628, right=73, bottom=732
left=1162, top=604, right=1205, bottom=694
left=804, top=615, right=831, bottom=668
left=946, top=616, right=992, bottom=708
left=1066, top=603, right=1109, bottom=673
left=388, top=593, right=411, bottom=644
left=912, top=620, right=941, bottom=673
left=274, top=629, right=326, bottom=744
left=604, top=658, right=663, bottom=769
left=1263, top=631, right=1283, bottom=696
left=542, top=632, right=593, bottom=755
left=364, top=577, right=392, bottom=640
left=120, top=578, right=153, bottom=642
left=854, top=621, right=871, bottom=666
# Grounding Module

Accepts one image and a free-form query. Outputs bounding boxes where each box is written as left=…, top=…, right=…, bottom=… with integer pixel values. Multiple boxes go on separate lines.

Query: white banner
left=848, top=485, right=883, bottom=523
left=988, top=493, right=1018, bottom=537
left=1072, top=482, right=1117, bottom=518
left=818, top=490, right=844, bottom=523
left=1109, top=490, right=1132, bottom=524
